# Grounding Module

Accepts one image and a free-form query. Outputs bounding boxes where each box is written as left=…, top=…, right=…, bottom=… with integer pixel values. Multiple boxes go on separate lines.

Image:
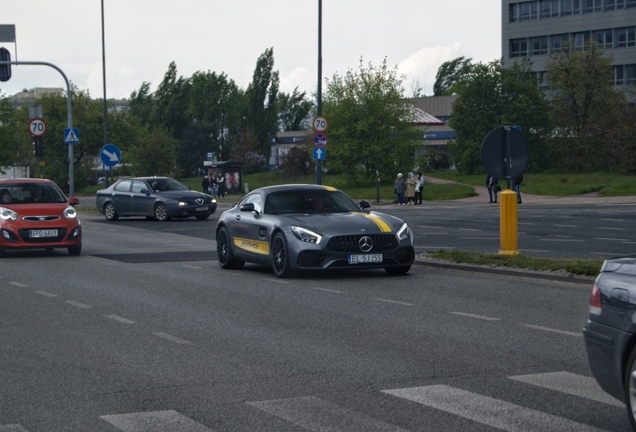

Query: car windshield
left=264, top=190, right=360, bottom=214
left=0, top=183, right=66, bottom=204
left=147, top=178, right=188, bottom=192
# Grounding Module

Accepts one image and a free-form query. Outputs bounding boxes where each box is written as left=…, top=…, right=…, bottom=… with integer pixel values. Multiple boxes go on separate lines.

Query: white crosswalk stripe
left=0, top=426, right=29, bottom=432
left=382, top=384, right=608, bottom=432
left=508, top=371, right=624, bottom=407
left=100, top=410, right=213, bottom=432
left=247, top=396, right=408, bottom=432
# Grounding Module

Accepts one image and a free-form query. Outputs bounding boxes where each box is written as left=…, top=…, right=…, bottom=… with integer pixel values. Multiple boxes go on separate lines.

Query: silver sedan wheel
left=154, top=203, right=170, bottom=221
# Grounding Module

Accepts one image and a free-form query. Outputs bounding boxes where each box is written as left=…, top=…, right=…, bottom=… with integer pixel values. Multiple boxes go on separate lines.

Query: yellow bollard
left=499, top=189, right=519, bottom=255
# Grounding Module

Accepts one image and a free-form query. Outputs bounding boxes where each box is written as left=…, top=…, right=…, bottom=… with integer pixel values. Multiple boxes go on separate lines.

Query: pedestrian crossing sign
left=64, top=128, right=79, bottom=144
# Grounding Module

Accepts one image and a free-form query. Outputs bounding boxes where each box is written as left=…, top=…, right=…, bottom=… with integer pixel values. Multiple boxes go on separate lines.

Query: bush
left=277, top=147, right=315, bottom=179
left=417, top=150, right=451, bottom=171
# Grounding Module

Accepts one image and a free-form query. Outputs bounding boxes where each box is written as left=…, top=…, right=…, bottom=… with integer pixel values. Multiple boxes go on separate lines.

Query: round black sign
left=480, top=126, right=529, bottom=180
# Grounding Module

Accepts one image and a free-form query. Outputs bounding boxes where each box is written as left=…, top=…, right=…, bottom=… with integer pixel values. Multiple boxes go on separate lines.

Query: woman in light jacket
left=405, top=172, right=416, bottom=205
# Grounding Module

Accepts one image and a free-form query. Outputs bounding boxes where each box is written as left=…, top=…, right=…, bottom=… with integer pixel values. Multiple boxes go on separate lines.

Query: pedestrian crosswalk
left=0, top=371, right=624, bottom=431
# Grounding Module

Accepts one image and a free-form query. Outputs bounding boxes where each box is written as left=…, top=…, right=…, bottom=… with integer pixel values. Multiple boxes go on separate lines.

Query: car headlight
left=0, top=207, right=18, bottom=221
left=211, top=198, right=217, bottom=204
left=291, top=226, right=322, bottom=244
left=397, top=223, right=411, bottom=241
left=178, top=201, right=187, bottom=206
left=63, top=205, right=77, bottom=219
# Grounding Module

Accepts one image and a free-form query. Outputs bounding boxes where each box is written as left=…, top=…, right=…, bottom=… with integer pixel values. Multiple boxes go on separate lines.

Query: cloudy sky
left=1, top=1, right=501, bottom=100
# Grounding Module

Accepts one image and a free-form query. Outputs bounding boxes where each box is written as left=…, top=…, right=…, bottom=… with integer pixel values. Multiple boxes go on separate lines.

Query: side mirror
left=359, top=199, right=371, bottom=210
left=240, top=202, right=255, bottom=212
left=187, top=186, right=192, bottom=190
left=140, top=188, right=151, bottom=195
left=68, top=197, right=80, bottom=206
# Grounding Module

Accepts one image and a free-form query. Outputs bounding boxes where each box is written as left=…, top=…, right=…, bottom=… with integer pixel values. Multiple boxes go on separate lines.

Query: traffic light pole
left=0, top=60, right=75, bottom=196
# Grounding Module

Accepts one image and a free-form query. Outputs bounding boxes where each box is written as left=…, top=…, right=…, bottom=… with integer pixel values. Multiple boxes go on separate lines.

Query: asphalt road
left=0, top=212, right=630, bottom=431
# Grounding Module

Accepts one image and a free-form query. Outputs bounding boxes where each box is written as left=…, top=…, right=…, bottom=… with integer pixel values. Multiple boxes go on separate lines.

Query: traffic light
left=33, top=137, right=44, bottom=158
left=0, top=47, right=10, bottom=82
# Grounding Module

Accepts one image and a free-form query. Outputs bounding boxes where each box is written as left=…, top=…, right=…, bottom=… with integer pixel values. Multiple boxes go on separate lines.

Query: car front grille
left=326, top=234, right=397, bottom=253
left=23, top=216, right=60, bottom=222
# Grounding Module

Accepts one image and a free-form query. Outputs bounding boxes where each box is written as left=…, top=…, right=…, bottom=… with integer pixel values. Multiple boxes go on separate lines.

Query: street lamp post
left=101, top=0, right=109, bottom=184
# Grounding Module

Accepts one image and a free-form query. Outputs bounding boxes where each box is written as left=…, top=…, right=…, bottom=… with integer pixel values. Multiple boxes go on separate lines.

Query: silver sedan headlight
left=291, top=226, right=322, bottom=244
left=0, top=207, right=18, bottom=221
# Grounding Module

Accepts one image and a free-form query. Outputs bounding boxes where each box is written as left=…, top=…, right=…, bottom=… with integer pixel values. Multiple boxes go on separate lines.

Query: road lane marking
left=554, top=224, right=577, bottom=227
left=105, top=315, right=136, bottom=324
left=312, top=287, right=344, bottom=294
left=540, top=239, right=585, bottom=242
left=35, top=291, right=57, bottom=297
left=247, top=396, right=408, bottom=432
left=601, top=218, right=625, bottom=222
left=182, top=265, right=202, bottom=269
left=598, top=227, right=626, bottom=231
left=152, top=332, right=191, bottom=344
left=0, top=425, right=29, bottom=432
left=518, top=222, right=535, bottom=225
left=375, top=298, right=414, bottom=306
left=66, top=301, right=91, bottom=309
left=549, top=235, right=572, bottom=238
left=262, top=278, right=291, bottom=284
left=522, top=324, right=582, bottom=337
left=101, top=410, right=212, bottom=431
left=382, top=385, right=606, bottom=432
left=9, top=282, right=28, bottom=288
left=508, top=372, right=623, bottom=407
left=450, top=312, right=501, bottom=321
left=458, top=228, right=482, bottom=231
left=594, top=238, right=625, bottom=241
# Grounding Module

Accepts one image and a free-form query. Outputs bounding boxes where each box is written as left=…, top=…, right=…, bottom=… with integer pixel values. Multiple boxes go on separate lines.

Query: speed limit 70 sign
left=29, top=118, right=47, bottom=137
left=313, top=116, right=328, bottom=132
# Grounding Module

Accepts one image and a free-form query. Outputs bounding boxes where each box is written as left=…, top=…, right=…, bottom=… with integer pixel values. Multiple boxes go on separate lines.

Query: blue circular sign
left=100, top=143, right=121, bottom=167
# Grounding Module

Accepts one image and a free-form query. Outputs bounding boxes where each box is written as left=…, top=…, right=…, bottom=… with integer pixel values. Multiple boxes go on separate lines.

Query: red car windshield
left=0, top=183, right=67, bottom=204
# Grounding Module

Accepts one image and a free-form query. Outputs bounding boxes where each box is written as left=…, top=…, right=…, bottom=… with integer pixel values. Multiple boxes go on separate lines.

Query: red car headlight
left=0, top=206, right=18, bottom=221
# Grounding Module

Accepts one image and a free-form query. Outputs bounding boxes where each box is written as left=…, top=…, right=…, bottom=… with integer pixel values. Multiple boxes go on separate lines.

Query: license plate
left=29, top=229, right=58, bottom=238
left=348, top=254, right=383, bottom=264
left=195, top=206, right=208, bottom=212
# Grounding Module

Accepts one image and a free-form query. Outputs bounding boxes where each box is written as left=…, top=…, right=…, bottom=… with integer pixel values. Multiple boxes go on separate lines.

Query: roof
left=408, top=105, right=445, bottom=125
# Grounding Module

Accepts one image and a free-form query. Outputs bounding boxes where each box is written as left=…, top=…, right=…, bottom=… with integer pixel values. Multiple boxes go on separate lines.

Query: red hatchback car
left=0, top=179, right=82, bottom=256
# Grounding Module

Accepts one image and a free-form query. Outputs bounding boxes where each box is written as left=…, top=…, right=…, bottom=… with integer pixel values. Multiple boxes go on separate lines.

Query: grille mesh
left=326, top=234, right=397, bottom=253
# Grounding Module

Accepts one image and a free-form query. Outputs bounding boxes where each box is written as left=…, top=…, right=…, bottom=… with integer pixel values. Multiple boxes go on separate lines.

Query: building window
left=531, top=36, right=549, bottom=54
left=615, top=65, right=625, bottom=85
left=583, top=0, right=602, bottom=12
left=616, top=27, right=636, bottom=47
left=511, top=38, right=529, bottom=57
left=510, top=3, right=520, bottom=22
left=593, top=29, right=614, bottom=48
left=574, top=31, right=591, bottom=49
left=551, top=34, right=571, bottom=52
left=629, top=0, right=636, bottom=8
left=562, top=0, right=573, bottom=15
left=627, top=64, right=636, bottom=84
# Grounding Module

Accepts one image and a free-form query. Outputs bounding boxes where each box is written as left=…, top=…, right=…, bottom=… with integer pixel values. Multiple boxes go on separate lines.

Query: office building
left=502, top=0, right=636, bottom=86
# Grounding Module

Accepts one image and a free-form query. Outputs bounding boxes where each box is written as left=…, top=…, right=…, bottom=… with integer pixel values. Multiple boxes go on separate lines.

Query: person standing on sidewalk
left=209, top=174, right=218, bottom=198
left=405, top=172, right=416, bottom=205
left=201, top=175, right=210, bottom=194
left=513, top=174, right=524, bottom=204
left=394, top=173, right=406, bottom=205
left=414, top=172, right=425, bottom=205
left=486, top=174, right=500, bottom=203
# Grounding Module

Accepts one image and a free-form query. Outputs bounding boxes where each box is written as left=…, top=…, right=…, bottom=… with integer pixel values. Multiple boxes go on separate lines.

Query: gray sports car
left=96, top=177, right=217, bottom=221
left=215, top=184, right=414, bottom=277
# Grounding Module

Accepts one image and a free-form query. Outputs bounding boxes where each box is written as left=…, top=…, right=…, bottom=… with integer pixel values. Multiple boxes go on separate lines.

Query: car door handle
left=235, top=215, right=241, bottom=220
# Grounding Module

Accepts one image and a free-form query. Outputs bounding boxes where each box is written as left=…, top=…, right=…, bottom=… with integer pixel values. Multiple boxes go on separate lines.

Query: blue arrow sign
left=100, top=143, right=121, bottom=167
left=63, top=128, right=79, bottom=144
left=313, top=147, right=326, bottom=160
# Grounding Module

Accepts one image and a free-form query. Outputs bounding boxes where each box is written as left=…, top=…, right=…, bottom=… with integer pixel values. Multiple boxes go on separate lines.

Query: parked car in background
left=0, top=178, right=82, bottom=256
left=584, top=256, right=636, bottom=429
left=96, top=177, right=217, bottom=221
left=216, top=184, right=415, bottom=278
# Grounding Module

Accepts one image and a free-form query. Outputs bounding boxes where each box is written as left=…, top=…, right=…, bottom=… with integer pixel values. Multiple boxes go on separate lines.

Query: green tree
left=448, top=58, right=550, bottom=174
left=277, top=87, right=312, bottom=131
left=545, top=44, right=626, bottom=171
left=152, top=61, right=192, bottom=140
left=129, top=127, right=177, bottom=176
left=322, top=58, right=420, bottom=185
left=0, top=93, right=32, bottom=170
left=245, top=48, right=279, bottom=156
left=433, top=56, right=473, bottom=96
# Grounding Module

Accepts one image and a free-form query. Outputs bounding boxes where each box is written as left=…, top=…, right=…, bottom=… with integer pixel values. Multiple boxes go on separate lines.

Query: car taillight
left=589, top=283, right=602, bottom=315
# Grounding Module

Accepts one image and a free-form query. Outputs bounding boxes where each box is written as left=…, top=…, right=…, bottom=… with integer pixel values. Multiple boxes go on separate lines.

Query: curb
left=413, top=258, right=594, bottom=286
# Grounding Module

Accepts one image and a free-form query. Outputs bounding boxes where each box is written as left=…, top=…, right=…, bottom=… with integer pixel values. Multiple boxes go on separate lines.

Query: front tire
left=154, top=203, right=171, bottom=221
left=216, top=226, right=244, bottom=269
left=271, top=232, right=294, bottom=278
left=104, top=202, right=118, bottom=221
left=68, top=244, right=82, bottom=256
left=385, top=265, right=411, bottom=275
left=625, top=346, right=636, bottom=429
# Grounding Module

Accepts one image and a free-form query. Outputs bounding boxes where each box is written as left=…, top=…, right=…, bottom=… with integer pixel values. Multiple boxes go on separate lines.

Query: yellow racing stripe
left=359, top=214, right=392, bottom=232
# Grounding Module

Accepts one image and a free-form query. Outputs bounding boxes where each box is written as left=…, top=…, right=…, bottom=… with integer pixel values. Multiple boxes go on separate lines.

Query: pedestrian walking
left=217, top=173, right=226, bottom=198
left=486, top=174, right=500, bottom=203
left=414, top=172, right=425, bottom=205
left=394, top=173, right=406, bottom=205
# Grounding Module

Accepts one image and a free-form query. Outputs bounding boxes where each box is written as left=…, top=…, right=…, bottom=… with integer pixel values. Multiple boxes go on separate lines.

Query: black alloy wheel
left=271, top=232, right=293, bottom=278
left=217, top=226, right=244, bottom=269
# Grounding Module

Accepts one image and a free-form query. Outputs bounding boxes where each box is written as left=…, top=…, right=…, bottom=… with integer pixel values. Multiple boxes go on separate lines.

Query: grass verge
left=429, top=250, right=603, bottom=277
